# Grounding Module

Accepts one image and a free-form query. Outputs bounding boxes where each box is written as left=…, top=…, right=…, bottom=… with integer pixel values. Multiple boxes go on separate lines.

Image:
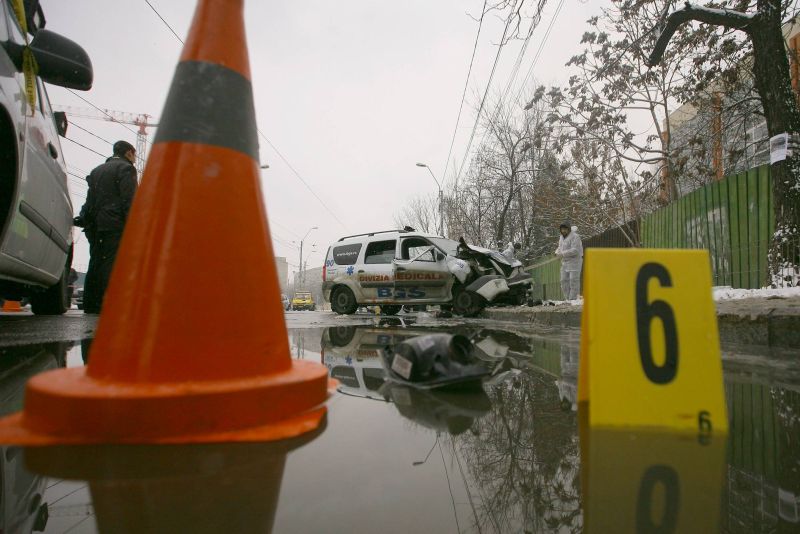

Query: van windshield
left=429, top=238, right=459, bottom=257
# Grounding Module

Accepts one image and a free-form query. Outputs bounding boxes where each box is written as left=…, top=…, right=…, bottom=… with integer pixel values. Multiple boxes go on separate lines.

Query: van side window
left=332, top=243, right=361, bottom=265
left=364, top=240, right=396, bottom=264
left=401, top=237, right=435, bottom=261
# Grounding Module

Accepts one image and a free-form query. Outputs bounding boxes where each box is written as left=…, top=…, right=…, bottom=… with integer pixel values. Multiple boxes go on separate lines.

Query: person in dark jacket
left=75, top=140, right=138, bottom=314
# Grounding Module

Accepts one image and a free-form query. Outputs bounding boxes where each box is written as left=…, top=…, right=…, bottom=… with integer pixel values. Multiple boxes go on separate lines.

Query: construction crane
left=54, top=105, right=158, bottom=177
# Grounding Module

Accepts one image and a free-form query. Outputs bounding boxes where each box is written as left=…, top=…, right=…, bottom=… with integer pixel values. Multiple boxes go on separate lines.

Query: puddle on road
left=0, top=327, right=797, bottom=533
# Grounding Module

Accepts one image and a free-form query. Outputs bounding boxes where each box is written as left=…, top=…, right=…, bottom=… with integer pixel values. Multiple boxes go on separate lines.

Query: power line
left=487, top=0, right=549, bottom=119
left=65, top=89, right=145, bottom=143
left=471, top=4, right=542, bottom=162
left=143, top=0, right=184, bottom=44
left=455, top=0, right=565, bottom=188
left=464, top=0, right=562, bottom=178
left=138, top=0, right=348, bottom=232
left=453, top=8, right=517, bottom=184
left=69, top=120, right=114, bottom=147
left=68, top=177, right=88, bottom=190
left=66, top=171, right=88, bottom=199
left=64, top=137, right=105, bottom=158
left=511, top=0, right=565, bottom=107
left=257, top=129, right=348, bottom=230
left=269, top=219, right=302, bottom=239
left=441, top=0, right=489, bottom=186
left=69, top=163, right=90, bottom=176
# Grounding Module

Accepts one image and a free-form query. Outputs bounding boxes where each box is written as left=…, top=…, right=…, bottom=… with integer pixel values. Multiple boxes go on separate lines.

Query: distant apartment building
left=274, top=256, right=288, bottom=295
left=660, top=19, right=800, bottom=200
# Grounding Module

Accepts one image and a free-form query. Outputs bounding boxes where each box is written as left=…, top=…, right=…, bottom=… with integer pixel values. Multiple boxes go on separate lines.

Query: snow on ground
left=542, top=297, right=584, bottom=307
left=712, top=286, right=800, bottom=301
left=539, top=288, right=800, bottom=306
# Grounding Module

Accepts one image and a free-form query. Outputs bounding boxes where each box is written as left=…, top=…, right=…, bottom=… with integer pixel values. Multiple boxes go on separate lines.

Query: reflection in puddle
left=309, top=324, right=800, bottom=532
left=0, top=329, right=796, bottom=532
left=0, top=342, right=72, bottom=533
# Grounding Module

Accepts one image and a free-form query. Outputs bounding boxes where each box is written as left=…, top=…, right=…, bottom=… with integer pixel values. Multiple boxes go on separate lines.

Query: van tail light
left=323, top=264, right=327, bottom=281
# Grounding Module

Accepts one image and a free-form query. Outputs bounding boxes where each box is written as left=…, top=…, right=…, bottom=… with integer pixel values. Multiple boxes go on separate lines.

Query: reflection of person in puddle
left=81, top=338, right=93, bottom=365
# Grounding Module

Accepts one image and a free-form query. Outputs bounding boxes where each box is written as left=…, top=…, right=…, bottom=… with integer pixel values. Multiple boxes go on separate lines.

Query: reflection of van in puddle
left=0, top=343, right=70, bottom=533
left=322, top=326, right=431, bottom=401
left=323, top=324, right=479, bottom=399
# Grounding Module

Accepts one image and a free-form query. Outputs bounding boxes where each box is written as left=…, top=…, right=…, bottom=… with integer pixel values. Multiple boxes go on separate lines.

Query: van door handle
left=48, top=142, right=58, bottom=159
left=358, top=270, right=365, bottom=273
left=395, top=266, right=406, bottom=272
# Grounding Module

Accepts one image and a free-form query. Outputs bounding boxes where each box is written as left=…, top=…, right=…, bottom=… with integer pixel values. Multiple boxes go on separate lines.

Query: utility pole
left=297, top=226, right=318, bottom=289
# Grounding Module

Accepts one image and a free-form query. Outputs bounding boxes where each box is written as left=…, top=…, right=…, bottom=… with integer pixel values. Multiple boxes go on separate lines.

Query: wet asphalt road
left=0, top=309, right=381, bottom=348
left=0, top=309, right=97, bottom=347
left=0, top=308, right=580, bottom=348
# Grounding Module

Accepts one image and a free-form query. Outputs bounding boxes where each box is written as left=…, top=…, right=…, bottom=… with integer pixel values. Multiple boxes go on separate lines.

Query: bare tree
left=393, top=194, right=439, bottom=234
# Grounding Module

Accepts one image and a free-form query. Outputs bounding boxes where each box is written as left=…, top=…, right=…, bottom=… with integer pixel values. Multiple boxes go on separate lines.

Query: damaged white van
left=322, top=229, right=532, bottom=316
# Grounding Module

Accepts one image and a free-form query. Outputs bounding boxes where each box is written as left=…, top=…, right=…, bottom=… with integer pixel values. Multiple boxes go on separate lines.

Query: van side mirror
left=53, top=111, right=67, bottom=137
left=436, top=251, right=446, bottom=262
left=29, top=30, right=93, bottom=90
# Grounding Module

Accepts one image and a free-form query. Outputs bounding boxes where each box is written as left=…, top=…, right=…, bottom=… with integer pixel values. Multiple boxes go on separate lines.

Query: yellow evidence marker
left=582, top=429, right=726, bottom=534
left=578, top=248, right=728, bottom=434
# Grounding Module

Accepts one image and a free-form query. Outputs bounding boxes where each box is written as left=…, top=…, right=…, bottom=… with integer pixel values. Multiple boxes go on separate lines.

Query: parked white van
left=0, top=1, right=93, bottom=314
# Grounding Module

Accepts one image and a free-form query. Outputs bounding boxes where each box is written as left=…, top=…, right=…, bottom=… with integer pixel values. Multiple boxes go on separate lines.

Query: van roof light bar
left=337, top=229, right=413, bottom=242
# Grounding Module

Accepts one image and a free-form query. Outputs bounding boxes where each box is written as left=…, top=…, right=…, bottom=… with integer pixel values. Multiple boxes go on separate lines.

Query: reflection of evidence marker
left=582, top=429, right=726, bottom=533
left=577, top=249, right=728, bottom=433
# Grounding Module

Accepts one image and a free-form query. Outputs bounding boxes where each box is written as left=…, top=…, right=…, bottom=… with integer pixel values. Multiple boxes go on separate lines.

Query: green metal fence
left=528, top=255, right=563, bottom=301
left=526, top=165, right=775, bottom=295
left=640, top=165, right=773, bottom=289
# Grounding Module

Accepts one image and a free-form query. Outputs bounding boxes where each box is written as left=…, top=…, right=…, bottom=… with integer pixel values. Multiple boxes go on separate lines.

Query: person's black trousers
left=82, top=231, right=122, bottom=314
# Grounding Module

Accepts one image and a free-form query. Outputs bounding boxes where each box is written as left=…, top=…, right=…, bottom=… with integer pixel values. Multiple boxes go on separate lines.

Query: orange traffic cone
left=1, top=300, right=23, bottom=312
left=0, top=0, right=330, bottom=445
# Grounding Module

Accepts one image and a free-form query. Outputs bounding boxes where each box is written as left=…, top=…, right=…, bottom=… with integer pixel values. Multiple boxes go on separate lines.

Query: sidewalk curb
left=482, top=297, right=800, bottom=349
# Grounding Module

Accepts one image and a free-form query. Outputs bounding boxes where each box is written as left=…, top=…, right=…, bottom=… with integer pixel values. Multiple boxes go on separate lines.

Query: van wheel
left=452, top=289, right=485, bottom=317
left=331, top=286, right=357, bottom=314
left=329, top=326, right=356, bottom=347
left=381, top=305, right=401, bottom=316
left=31, top=250, right=71, bottom=315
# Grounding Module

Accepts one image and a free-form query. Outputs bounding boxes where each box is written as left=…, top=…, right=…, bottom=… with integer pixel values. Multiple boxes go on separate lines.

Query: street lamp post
left=415, top=163, right=443, bottom=236
left=298, top=226, right=318, bottom=288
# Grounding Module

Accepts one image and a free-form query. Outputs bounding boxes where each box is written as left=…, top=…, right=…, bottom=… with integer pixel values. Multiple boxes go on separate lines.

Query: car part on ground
left=381, top=333, right=489, bottom=390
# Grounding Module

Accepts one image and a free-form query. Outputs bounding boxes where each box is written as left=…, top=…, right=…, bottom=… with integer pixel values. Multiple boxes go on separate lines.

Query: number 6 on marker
left=578, top=248, right=728, bottom=432
left=635, top=263, right=679, bottom=385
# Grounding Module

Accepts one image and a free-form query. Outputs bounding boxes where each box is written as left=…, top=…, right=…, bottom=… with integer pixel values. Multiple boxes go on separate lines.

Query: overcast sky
left=43, top=0, right=605, bottom=276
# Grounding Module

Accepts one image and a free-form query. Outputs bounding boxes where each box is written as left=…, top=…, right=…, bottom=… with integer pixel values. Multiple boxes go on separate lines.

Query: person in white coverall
left=555, top=223, right=583, bottom=300
left=501, top=242, right=521, bottom=262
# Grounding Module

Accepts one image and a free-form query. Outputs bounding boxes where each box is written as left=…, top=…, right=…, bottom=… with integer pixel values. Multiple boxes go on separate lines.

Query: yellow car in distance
left=291, top=291, right=316, bottom=311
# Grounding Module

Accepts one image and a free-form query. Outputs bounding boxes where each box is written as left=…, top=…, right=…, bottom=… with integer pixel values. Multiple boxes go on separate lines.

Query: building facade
left=660, top=19, right=800, bottom=199
left=274, top=256, right=288, bottom=296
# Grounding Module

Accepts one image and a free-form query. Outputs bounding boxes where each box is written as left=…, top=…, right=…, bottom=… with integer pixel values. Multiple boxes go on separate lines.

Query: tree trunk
left=750, top=2, right=800, bottom=285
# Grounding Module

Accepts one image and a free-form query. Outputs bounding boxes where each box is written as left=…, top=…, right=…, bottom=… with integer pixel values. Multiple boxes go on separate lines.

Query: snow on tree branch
left=647, top=2, right=756, bottom=67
